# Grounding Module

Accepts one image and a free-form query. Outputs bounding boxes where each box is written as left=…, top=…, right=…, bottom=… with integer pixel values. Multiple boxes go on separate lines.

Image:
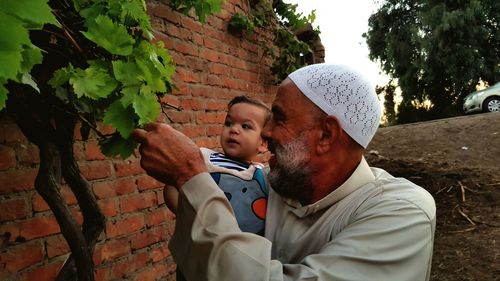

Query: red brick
left=167, top=111, right=192, bottom=124
left=145, top=208, right=170, bottom=227
left=0, top=241, right=44, bottom=272
left=0, top=123, right=26, bottom=143
left=178, top=125, right=206, bottom=139
left=209, top=63, right=230, bottom=75
left=92, top=181, right=115, bottom=199
left=156, top=190, right=167, bottom=206
left=110, top=252, right=149, bottom=279
left=174, top=40, right=199, bottom=57
left=93, top=177, right=137, bottom=199
left=129, top=225, right=165, bottom=250
left=137, top=175, right=164, bottom=191
left=85, top=141, right=106, bottom=160
left=199, top=48, right=220, bottom=62
left=0, top=145, right=16, bottom=170
left=192, top=33, right=204, bottom=46
left=150, top=244, right=170, bottom=262
left=180, top=16, right=204, bottom=34
left=80, top=161, right=112, bottom=180
left=207, top=125, right=223, bottom=137
left=46, top=234, right=70, bottom=258
left=133, top=263, right=168, bottom=281
left=195, top=138, right=219, bottom=149
left=204, top=36, right=221, bottom=50
left=16, top=143, right=40, bottom=165
left=191, top=84, right=216, bottom=98
left=93, top=238, right=130, bottom=265
left=233, top=68, right=259, bottom=83
left=164, top=23, right=181, bottom=38
left=0, top=198, right=27, bottom=221
left=120, top=192, right=157, bottom=213
left=73, top=142, right=85, bottom=161
left=19, top=216, right=60, bottom=240
left=0, top=168, right=37, bottom=194
left=114, top=159, right=143, bottom=177
left=206, top=74, right=222, bottom=86
left=175, top=67, right=198, bottom=83
left=98, top=198, right=119, bottom=217
left=20, top=261, right=63, bottom=281
left=106, top=215, right=145, bottom=238
left=196, top=112, right=226, bottom=124
left=167, top=82, right=189, bottom=97
left=96, top=123, right=115, bottom=136
left=150, top=3, right=181, bottom=24
left=94, top=267, right=109, bottom=281
left=181, top=98, right=205, bottom=111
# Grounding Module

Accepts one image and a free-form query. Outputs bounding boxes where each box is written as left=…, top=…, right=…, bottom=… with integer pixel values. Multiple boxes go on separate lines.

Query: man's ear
left=317, top=116, right=342, bottom=154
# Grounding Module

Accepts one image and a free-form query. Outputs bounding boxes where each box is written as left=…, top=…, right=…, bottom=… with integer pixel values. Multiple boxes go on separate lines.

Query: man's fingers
left=143, top=123, right=160, bottom=131
left=131, top=128, right=148, bottom=142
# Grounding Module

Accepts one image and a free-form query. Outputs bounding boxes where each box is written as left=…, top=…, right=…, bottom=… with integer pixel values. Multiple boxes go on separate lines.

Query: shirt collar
left=286, top=157, right=375, bottom=217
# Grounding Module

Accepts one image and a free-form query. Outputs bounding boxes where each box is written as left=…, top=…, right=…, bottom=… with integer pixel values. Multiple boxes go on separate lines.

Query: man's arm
left=170, top=174, right=435, bottom=281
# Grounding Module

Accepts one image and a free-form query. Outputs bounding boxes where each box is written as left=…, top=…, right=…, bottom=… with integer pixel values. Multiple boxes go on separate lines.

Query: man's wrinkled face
left=262, top=79, right=319, bottom=202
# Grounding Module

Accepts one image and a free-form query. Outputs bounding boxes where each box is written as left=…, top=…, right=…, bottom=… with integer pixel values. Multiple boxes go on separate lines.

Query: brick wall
left=0, top=0, right=278, bottom=280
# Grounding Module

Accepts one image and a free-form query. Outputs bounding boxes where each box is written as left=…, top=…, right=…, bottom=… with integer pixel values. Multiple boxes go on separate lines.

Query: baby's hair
left=228, top=96, right=271, bottom=123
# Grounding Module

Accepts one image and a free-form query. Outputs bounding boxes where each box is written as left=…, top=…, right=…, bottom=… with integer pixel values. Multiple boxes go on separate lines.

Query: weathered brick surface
left=0, top=0, right=279, bottom=279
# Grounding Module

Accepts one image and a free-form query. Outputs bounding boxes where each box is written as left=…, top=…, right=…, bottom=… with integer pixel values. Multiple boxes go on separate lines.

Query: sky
left=283, top=0, right=389, bottom=87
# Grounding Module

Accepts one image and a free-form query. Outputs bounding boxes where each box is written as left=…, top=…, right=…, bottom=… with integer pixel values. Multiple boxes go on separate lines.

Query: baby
left=164, top=95, right=270, bottom=234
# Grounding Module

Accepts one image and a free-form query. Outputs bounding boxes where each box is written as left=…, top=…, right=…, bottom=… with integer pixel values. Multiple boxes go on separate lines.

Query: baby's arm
left=164, top=185, right=179, bottom=214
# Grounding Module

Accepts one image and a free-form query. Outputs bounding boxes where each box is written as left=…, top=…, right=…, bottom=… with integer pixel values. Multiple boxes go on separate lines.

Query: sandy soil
left=365, top=112, right=500, bottom=281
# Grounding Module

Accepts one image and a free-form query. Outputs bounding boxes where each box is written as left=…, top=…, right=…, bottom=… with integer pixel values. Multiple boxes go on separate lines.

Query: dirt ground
left=364, top=112, right=500, bottom=281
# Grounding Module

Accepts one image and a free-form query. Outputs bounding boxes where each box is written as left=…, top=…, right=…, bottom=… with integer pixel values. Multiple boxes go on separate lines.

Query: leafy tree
left=364, top=0, right=500, bottom=123
left=0, top=0, right=220, bottom=280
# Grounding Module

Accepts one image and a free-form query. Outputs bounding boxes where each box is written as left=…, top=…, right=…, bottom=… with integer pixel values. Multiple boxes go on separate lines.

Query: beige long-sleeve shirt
left=170, top=157, right=436, bottom=281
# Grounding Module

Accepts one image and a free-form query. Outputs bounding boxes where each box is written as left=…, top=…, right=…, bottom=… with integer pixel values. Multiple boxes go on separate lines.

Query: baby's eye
left=242, top=124, right=253, bottom=130
left=224, top=120, right=232, bottom=127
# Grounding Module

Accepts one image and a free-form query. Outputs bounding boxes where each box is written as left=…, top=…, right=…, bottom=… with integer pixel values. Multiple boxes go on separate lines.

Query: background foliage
left=365, top=0, right=500, bottom=124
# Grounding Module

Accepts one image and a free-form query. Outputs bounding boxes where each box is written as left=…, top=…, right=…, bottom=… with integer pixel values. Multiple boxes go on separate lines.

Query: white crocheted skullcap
left=288, top=63, right=382, bottom=148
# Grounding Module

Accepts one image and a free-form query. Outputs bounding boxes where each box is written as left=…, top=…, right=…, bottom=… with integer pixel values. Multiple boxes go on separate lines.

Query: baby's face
left=221, top=103, right=268, bottom=162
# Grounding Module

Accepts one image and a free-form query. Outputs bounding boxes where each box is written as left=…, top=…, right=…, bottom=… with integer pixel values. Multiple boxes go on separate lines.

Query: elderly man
left=133, top=64, right=436, bottom=281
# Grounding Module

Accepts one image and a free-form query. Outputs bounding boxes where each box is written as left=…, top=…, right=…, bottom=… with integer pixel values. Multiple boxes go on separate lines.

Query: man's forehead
left=272, top=79, right=308, bottom=111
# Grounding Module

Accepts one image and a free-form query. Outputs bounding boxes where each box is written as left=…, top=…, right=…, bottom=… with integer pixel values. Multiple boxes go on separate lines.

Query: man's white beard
left=268, top=134, right=313, bottom=203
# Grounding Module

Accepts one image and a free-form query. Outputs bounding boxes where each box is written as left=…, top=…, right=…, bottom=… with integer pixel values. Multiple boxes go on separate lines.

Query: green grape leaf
left=79, top=3, right=106, bottom=20
left=21, top=73, right=40, bottom=92
left=0, top=0, right=59, bottom=29
left=49, top=65, right=74, bottom=87
left=99, top=133, right=137, bottom=159
left=82, top=15, right=135, bottom=56
left=103, top=100, right=136, bottom=138
left=0, top=82, right=7, bottom=110
left=20, top=44, right=43, bottom=74
left=120, top=85, right=141, bottom=107
left=134, top=86, right=160, bottom=125
left=112, top=60, right=141, bottom=86
left=0, top=12, right=29, bottom=81
left=70, top=66, right=118, bottom=99
left=136, top=58, right=166, bottom=93
left=54, top=87, right=70, bottom=103
left=121, top=0, right=153, bottom=39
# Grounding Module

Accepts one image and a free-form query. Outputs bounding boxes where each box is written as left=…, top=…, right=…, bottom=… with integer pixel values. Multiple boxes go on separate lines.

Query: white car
left=463, top=82, right=500, bottom=114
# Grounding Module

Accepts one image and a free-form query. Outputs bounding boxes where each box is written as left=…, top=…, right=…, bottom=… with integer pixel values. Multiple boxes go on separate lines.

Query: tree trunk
left=7, top=86, right=103, bottom=281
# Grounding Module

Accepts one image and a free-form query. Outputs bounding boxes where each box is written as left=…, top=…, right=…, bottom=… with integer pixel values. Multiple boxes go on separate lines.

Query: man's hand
left=132, top=123, right=207, bottom=188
